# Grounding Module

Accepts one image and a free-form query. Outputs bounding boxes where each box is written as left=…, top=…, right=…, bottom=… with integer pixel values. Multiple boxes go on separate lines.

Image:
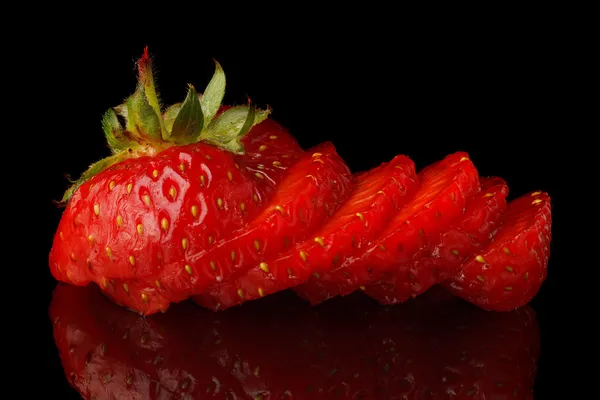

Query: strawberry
left=49, top=48, right=310, bottom=315
left=365, top=176, right=509, bottom=304
left=446, top=190, right=551, bottom=311
left=194, top=155, right=418, bottom=310
left=308, top=152, right=481, bottom=303
left=50, top=283, right=540, bottom=399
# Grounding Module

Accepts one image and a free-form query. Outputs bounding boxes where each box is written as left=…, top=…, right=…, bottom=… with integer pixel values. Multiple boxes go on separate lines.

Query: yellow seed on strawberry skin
left=230, top=251, right=236, bottom=261
left=505, top=266, right=514, bottom=272
left=208, top=235, right=214, bottom=245
left=191, top=205, right=198, bottom=218
left=259, top=145, right=267, bottom=152
left=531, top=191, right=541, bottom=196
left=185, top=264, right=192, bottom=275
left=143, top=195, right=151, bottom=206
left=161, top=218, right=169, bottom=231
left=532, top=199, right=543, bottom=205
left=93, top=204, right=100, bottom=216
left=356, top=212, right=364, bottom=222
left=88, top=235, right=94, bottom=245
left=275, top=205, right=284, bottom=214
left=476, top=275, right=485, bottom=282
left=152, top=169, right=159, bottom=178
left=200, top=175, right=205, bottom=186
left=240, top=202, right=246, bottom=212
left=127, top=183, right=133, bottom=193
left=255, top=172, right=264, bottom=180
left=272, top=161, right=281, bottom=166
left=258, top=288, right=265, bottom=297
left=359, top=286, right=366, bottom=291
left=129, top=256, right=135, bottom=266
left=259, top=262, right=269, bottom=273
left=227, top=171, right=233, bottom=181
left=182, top=238, right=188, bottom=251
left=217, top=198, right=223, bottom=209
left=313, top=158, right=324, bottom=164
left=109, top=181, right=115, bottom=191
left=137, top=224, right=143, bottom=235
left=270, top=135, right=278, bottom=140
left=210, top=261, right=216, bottom=271
left=475, top=255, right=486, bottom=263
left=312, top=152, right=322, bottom=158
left=141, top=293, right=148, bottom=303
left=314, top=237, right=325, bottom=247
left=105, top=247, right=112, bottom=258
left=123, top=283, right=129, bottom=293
left=169, top=187, right=177, bottom=200
left=451, top=249, right=460, bottom=256
left=460, top=157, right=470, bottom=162
left=483, top=192, right=494, bottom=197
left=237, top=288, right=244, bottom=298
left=116, top=215, right=123, bottom=227
left=299, top=250, right=308, bottom=262
left=155, top=280, right=161, bottom=288
left=254, top=240, right=260, bottom=251
left=503, top=247, right=510, bottom=254
left=179, top=163, right=186, bottom=171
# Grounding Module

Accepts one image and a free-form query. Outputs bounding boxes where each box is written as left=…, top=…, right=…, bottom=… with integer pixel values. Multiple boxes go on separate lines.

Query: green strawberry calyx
left=61, top=47, right=271, bottom=203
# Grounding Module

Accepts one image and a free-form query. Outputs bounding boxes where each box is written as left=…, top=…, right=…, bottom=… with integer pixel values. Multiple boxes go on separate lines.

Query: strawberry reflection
left=50, top=284, right=539, bottom=399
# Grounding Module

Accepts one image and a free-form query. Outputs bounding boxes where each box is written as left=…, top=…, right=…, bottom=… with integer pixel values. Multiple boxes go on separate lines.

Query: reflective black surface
left=27, top=21, right=579, bottom=399
left=51, top=284, right=539, bottom=399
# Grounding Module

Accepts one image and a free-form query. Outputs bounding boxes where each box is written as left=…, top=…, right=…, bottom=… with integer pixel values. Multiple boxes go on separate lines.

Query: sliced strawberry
left=51, top=283, right=539, bottom=399
left=446, top=191, right=552, bottom=311
left=291, top=156, right=419, bottom=306
left=327, top=152, right=481, bottom=301
left=365, top=176, right=509, bottom=304
left=195, top=155, right=418, bottom=310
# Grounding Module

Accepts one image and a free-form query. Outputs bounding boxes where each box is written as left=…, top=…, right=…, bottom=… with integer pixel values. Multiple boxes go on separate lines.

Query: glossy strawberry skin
left=195, top=155, right=418, bottom=310
left=50, top=283, right=540, bottom=399
left=447, top=191, right=552, bottom=311
left=365, top=176, right=509, bottom=304
left=50, top=119, right=303, bottom=315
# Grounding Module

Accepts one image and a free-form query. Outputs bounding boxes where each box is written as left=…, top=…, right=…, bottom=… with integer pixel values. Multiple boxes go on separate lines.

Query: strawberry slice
left=50, top=283, right=540, bottom=399
left=195, top=155, right=418, bottom=310
left=319, top=152, right=481, bottom=302
left=446, top=190, right=551, bottom=311
left=365, top=176, right=509, bottom=304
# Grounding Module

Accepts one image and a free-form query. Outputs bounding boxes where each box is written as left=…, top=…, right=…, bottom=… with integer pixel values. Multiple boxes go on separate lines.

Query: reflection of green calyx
left=62, top=48, right=270, bottom=203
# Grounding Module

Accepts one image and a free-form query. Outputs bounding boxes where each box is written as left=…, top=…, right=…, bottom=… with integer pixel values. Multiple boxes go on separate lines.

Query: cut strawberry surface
left=446, top=190, right=551, bottom=311
left=329, top=152, right=481, bottom=301
left=195, top=155, right=418, bottom=310
left=365, top=176, right=509, bottom=304
left=51, top=283, right=539, bottom=399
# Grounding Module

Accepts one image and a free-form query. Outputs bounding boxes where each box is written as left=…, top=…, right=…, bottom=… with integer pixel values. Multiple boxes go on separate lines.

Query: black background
left=16, top=13, right=585, bottom=399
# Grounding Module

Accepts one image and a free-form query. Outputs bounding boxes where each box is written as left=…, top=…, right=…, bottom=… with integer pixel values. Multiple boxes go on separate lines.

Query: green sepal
left=201, top=104, right=270, bottom=154
left=61, top=151, right=130, bottom=203
left=162, top=102, right=182, bottom=133
left=169, top=85, right=204, bottom=144
left=200, top=60, right=226, bottom=126
left=102, top=108, right=138, bottom=153
left=125, top=85, right=163, bottom=142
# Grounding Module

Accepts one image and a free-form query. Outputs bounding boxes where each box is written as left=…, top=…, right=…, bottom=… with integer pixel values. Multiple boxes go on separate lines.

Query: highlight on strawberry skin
left=50, top=283, right=540, bottom=399
left=49, top=48, right=553, bottom=315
